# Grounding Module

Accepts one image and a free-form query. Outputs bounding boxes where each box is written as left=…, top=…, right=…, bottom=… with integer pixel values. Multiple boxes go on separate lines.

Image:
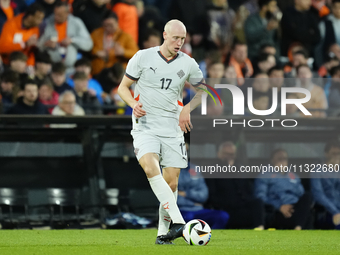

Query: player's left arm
left=179, top=60, right=206, bottom=133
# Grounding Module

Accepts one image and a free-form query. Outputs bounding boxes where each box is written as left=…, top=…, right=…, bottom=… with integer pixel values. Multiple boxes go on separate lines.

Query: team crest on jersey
left=134, top=148, right=139, bottom=156
left=177, top=70, right=185, bottom=79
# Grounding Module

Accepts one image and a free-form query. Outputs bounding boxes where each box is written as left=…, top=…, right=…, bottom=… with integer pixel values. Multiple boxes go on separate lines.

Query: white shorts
left=131, top=130, right=188, bottom=169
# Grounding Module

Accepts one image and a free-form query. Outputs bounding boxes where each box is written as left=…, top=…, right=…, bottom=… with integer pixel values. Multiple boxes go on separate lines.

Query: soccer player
left=118, top=19, right=204, bottom=244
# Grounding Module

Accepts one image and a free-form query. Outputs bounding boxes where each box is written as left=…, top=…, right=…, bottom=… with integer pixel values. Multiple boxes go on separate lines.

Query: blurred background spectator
left=34, top=50, right=52, bottom=85
left=68, top=58, right=104, bottom=104
left=0, top=0, right=20, bottom=34
left=73, top=0, right=111, bottom=34
left=281, top=0, right=320, bottom=58
left=6, top=78, right=49, bottom=114
left=52, top=89, right=84, bottom=117
left=207, top=141, right=265, bottom=229
left=295, top=64, right=328, bottom=117
left=112, top=0, right=139, bottom=43
left=51, top=61, right=74, bottom=94
left=0, top=3, right=44, bottom=68
left=245, top=0, right=280, bottom=61
left=90, top=11, right=138, bottom=76
left=228, top=41, right=253, bottom=86
left=254, top=149, right=313, bottom=230
left=38, top=1, right=93, bottom=73
left=38, top=77, right=58, bottom=113
left=178, top=143, right=229, bottom=229
left=311, top=141, right=340, bottom=229
left=72, top=71, right=102, bottom=115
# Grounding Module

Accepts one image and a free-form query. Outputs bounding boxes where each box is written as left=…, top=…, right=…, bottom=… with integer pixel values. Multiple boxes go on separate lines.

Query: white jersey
left=126, top=46, right=203, bottom=137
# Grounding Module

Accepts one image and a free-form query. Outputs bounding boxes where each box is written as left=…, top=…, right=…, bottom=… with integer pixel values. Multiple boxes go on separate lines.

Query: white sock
left=157, top=189, right=178, bottom=236
left=148, top=175, right=185, bottom=226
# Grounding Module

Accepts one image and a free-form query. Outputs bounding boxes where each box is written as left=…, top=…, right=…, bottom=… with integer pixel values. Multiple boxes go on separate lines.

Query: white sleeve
left=188, top=58, right=203, bottom=82
left=125, top=51, right=142, bottom=81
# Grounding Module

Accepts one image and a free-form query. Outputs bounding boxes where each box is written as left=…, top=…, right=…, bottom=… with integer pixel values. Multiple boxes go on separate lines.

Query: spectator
left=329, top=43, right=340, bottom=61
left=296, top=64, right=328, bottom=117
left=6, top=78, right=49, bottom=114
left=228, top=41, right=253, bottom=86
left=168, top=0, right=209, bottom=50
left=254, top=53, right=276, bottom=75
left=142, top=0, right=171, bottom=20
left=36, top=0, right=58, bottom=18
left=38, top=77, right=58, bottom=113
left=311, top=141, right=340, bottom=230
left=93, top=62, right=124, bottom=94
left=38, top=1, right=93, bottom=73
left=224, top=65, right=238, bottom=85
left=138, top=3, right=165, bottom=48
left=244, top=0, right=279, bottom=61
left=199, top=50, right=222, bottom=79
left=0, top=0, right=20, bottom=34
left=73, top=0, right=111, bottom=34
left=0, top=3, right=45, bottom=67
left=178, top=161, right=229, bottom=229
left=73, top=71, right=102, bottom=115
left=284, top=49, right=309, bottom=78
left=328, top=65, right=340, bottom=109
left=233, top=5, right=250, bottom=44
left=268, top=65, right=285, bottom=105
left=260, top=42, right=277, bottom=56
left=316, top=0, right=340, bottom=66
left=52, top=90, right=84, bottom=116
left=0, top=70, right=19, bottom=105
left=207, top=141, right=265, bottom=229
left=281, top=0, right=320, bottom=57
left=51, top=62, right=74, bottom=95
left=254, top=149, right=313, bottom=230
left=285, top=93, right=302, bottom=117
left=318, top=56, right=340, bottom=78
left=34, top=51, right=52, bottom=86
left=268, top=65, right=285, bottom=91
left=112, top=0, right=138, bottom=43
left=90, top=11, right=138, bottom=75
left=9, top=51, right=27, bottom=74
left=207, top=0, right=235, bottom=52
left=252, top=72, right=270, bottom=93
left=141, top=28, right=161, bottom=49
left=251, top=91, right=270, bottom=112
left=311, top=0, right=330, bottom=20
left=206, top=61, right=224, bottom=116
left=51, top=90, right=85, bottom=128
left=68, top=58, right=104, bottom=104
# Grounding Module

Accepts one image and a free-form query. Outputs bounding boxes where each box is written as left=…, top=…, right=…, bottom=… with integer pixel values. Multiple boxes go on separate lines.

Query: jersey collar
left=157, top=50, right=179, bottom=64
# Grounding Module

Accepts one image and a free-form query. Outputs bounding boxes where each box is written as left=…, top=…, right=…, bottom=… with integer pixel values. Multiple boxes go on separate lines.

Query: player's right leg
left=138, top=153, right=184, bottom=244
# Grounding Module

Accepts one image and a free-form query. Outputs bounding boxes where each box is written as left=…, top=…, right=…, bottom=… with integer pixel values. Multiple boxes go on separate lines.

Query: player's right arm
left=118, top=76, right=146, bottom=118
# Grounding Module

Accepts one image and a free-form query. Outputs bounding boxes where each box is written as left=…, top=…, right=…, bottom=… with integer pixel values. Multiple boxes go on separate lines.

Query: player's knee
left=143, top=166, right=159, bottom=178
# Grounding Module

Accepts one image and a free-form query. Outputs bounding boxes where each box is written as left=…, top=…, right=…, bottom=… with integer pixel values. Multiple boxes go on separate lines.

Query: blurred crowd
left=0, top=0, right=340, bottom=117
left=179, top=140, right=340, bottom=230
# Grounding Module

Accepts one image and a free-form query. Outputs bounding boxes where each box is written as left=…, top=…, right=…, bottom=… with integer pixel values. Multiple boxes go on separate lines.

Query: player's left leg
left=160, top=167, right=185, bottom=241
left=157, top=167, right=181, bottom=237
left=157, top=135, right=188, bottom=241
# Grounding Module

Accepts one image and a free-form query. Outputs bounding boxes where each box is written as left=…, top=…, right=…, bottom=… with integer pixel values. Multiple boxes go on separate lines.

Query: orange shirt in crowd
left=55, top=21, right=67, bottom=42
left=91, top=27, right=139, bottom=75
left=112, top=2, right=138, bottom=43
left=2, top=6, right=14, bottom=20
left=229, top=56, right=253, bottom=86
left=0, top=13, right=39, bottom=66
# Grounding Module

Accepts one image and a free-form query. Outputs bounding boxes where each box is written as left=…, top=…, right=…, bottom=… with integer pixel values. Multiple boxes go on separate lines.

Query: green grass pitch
left=0, top=229, right=339, bottom=255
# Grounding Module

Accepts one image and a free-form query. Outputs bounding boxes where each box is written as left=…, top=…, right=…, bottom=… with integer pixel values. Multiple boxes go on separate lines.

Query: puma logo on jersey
left=177, top=69, right=185, bottom=79
left=150, top=67, right=157, bottom=73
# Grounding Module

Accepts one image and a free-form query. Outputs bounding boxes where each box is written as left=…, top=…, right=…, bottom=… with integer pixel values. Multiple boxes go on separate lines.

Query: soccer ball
left=182, top=219, right=212, bottom=246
